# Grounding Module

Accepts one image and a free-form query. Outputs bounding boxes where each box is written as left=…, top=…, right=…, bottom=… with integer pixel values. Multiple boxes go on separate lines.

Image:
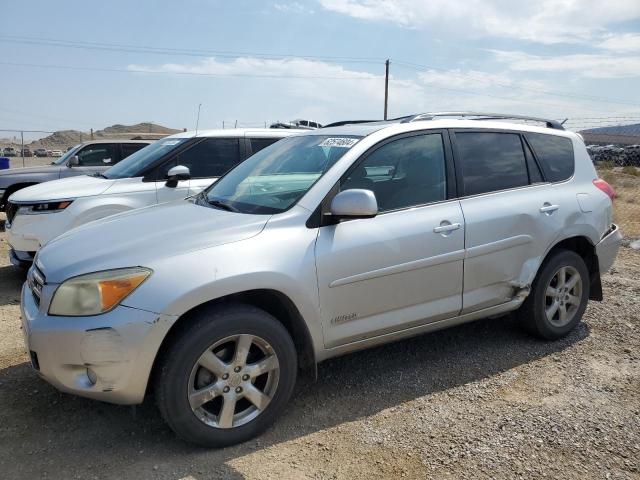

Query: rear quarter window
left=525, top=133, right=574, bottom=182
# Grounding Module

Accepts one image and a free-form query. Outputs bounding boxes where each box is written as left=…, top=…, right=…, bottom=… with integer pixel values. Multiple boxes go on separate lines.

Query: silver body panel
left=21, top=119, right=621, bottom=404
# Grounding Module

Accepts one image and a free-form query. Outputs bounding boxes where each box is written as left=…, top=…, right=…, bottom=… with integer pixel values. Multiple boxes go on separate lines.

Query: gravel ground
left=0, top=225, right=638, bottom=479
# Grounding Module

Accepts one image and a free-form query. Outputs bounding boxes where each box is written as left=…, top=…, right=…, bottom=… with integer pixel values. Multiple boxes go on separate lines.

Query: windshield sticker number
left=318, top=138, right=358, bottom=148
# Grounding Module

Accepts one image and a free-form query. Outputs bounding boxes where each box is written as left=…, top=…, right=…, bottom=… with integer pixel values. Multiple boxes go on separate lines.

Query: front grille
left=28, top=265, right=45, bottom=307
left=6, top=202, right=18, bottom=224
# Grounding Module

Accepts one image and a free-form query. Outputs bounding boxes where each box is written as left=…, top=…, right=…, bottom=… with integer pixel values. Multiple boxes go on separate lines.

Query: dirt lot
left=0, top=171, right=638, bottom=479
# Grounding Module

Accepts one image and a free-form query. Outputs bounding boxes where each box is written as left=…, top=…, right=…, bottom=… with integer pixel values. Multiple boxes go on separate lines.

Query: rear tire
left=520, top=249, right=590, bottom=340
left=155, top=303, right=297, bottom=447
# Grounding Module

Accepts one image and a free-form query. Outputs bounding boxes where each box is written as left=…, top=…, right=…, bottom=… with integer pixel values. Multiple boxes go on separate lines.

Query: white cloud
left=127, top=56, right=627, bottom=122
left=491, top=50, right=640, bottom=78
left=418, top=69, right=515, bottom=90
left=318, top=0, right=640, bottom=44
left=598, top=33, right=640, bottom=52
left=273, top=2, right=315, bottom=14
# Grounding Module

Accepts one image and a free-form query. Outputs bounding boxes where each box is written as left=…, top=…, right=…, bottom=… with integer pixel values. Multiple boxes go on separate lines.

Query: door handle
left=433, top=222, right=461, bottom=234
left=539, top=203, right=560, bottom=214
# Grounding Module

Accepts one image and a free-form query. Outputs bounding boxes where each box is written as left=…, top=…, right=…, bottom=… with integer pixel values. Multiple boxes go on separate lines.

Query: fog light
left=86, top=368, right=97, bottom=385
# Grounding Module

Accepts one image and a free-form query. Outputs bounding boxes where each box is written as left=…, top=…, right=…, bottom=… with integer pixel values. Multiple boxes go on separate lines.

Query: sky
left=1, top=0, right=640, bottom=139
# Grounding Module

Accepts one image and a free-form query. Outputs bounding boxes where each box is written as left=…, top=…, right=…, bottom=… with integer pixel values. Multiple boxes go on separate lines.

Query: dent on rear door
left=460, top=185, right=561, bottom=313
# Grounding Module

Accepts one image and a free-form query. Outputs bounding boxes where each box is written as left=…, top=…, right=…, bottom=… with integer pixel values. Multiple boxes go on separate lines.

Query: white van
left=6, top=129, right=301, bottom=266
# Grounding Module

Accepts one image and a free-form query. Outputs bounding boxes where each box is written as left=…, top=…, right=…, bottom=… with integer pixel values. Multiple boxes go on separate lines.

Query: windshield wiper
left=207, top=198, right=238, bottom=212
left=92, top=173, right=108, bottom=179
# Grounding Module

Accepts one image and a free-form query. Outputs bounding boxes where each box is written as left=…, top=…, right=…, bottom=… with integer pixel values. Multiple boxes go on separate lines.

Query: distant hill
left=95, top=122, right=181, bottom=137
left=29, top=123, right=182, bottom=148
left=579, top=123, right=640, bottom=146
left=581, top=123, right=640, bottom=136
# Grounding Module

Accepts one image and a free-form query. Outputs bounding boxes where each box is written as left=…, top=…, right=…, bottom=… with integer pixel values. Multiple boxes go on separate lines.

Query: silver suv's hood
left=38, top=200, right=270, bottom=283
left=0, top=165, right=61, bottom=177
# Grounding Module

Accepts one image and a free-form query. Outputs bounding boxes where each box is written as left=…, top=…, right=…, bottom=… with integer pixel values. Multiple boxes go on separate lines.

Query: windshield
left=202, top=135, right=361, bottom=214
left=103, top=138, right=190, bottom=179
left=52, top=144, right=80, bottom=165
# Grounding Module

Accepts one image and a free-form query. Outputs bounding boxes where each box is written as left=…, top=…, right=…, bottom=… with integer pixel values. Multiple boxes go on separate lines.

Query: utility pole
left=90, top=128, right=94, bottom=140
left=384, top=59, right=390, bottom=120
left=21, top=131, right=24, bottom=167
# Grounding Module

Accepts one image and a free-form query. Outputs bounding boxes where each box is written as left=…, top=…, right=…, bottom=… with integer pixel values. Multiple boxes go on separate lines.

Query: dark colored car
left=0, top=139, right=152, bottom=208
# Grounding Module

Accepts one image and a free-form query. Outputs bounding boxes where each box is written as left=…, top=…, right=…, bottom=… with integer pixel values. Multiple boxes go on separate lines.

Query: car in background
left=6, top=129, right=301, bottom=266
left=0, top=139, right=152, bottom=209
left=20, top=147, right=32, bottom=157
left=50, top=150, right=63, bottom=157
left=270, top=119, right=322, bottom=129
left=34, top=148, right=49, bottom=157
left=3, top=147, right=17, bottom=157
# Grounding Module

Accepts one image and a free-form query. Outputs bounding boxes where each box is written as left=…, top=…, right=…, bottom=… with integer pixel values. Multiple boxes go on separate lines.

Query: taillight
left=593, top=178, right=616, bottom=200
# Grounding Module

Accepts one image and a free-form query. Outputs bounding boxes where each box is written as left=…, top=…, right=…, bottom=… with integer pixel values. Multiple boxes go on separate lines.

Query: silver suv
left=21, top=113, right=622, bottom=447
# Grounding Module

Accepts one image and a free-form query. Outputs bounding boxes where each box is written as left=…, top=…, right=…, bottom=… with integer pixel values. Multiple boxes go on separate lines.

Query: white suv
left=21, top=113, right=621, bottom=447
left=6, top=129, right=300, bottom=266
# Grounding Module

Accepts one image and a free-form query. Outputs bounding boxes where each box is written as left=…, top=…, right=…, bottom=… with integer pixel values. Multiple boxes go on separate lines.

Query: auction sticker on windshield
left=318, top=138, right=359, bottom=148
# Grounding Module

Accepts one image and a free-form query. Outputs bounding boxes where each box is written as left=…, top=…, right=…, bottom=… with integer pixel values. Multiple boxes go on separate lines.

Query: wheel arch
left=149, top=288, right=317, bottom=393
left=542, top=235, right=602, bottom=301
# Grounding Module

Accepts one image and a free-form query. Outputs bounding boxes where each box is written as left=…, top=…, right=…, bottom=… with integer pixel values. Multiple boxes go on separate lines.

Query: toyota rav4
left=20, top=113, right=622, bottom=447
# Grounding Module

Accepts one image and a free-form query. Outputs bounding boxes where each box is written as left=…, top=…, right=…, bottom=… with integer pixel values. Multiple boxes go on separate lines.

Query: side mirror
left=330, top=189, right=378, bottom=220
left=165, top=165, right=191, bottom=188
left=67, top=155, right=79, bottom=167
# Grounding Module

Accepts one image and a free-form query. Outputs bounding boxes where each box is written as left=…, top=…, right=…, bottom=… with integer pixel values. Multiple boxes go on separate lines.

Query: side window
left=342, top=134, right=447, bottom=212
left=249, top=137, right=280, bottom=155
left=526, top=133, right=574, bottom=182
left=456, top=132, right=529, bottom=196
left=121, top=143, right=148, bottom=161
left=158, top=138, right=240, bottom=179
left=76, top=144, right=117, bottom=166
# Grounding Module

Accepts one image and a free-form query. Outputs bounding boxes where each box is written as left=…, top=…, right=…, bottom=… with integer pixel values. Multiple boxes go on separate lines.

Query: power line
left=4, top=34, right=639, bottom=110
left=0, top=61, right=381, bottom=80
left=0, top=35, right=384, bottom=64
left=0, top=60, right=621, bottom=115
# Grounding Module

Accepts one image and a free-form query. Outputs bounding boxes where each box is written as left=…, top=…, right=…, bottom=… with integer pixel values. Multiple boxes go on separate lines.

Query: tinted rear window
left=526, top=133, right=574, bottom=182
left=456, top=132, right=529, bottom=196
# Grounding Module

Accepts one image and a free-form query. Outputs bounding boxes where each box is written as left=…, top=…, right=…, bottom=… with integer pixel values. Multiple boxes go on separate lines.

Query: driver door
left=315, top=132, right=465, bottom=348
left=62, top=143, right=117, bottom=178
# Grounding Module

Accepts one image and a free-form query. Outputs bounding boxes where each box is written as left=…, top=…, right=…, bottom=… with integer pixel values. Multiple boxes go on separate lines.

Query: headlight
left=49, top=267, right=152, bottom=316
left=17, top=200, right=73, bottom=215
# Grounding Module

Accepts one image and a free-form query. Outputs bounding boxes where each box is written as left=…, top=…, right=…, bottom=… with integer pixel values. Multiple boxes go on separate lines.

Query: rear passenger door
left=452, top=130, right=564, bottom=313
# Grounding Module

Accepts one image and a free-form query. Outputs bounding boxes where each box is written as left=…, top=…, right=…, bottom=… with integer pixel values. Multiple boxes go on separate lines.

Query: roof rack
left=402, top=112, right=565, bottom=130
left=322, top=116, right=416, bottom=128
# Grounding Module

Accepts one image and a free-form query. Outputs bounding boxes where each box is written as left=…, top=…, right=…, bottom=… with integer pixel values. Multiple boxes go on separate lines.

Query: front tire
left=155, top=303, right=298, bottom=447
left=520, top=249, right=590, bottom=340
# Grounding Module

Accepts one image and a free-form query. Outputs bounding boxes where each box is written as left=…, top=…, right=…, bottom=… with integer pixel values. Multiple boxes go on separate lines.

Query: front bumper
left=20, top=281, right=178, bottom=404
left=596, top=224, right=622, bottom=274
left=6, top=208, right=70, bottom=255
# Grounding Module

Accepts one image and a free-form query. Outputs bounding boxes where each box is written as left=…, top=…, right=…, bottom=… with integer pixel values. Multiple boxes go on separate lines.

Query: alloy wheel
left=187, top=334, right=280, bottom=429
left=544, top=265, right=583, bottom=327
